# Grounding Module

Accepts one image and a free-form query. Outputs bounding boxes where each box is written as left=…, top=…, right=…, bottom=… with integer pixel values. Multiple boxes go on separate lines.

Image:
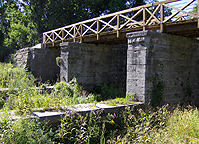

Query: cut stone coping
left=0, top=102, right=144, bottom=127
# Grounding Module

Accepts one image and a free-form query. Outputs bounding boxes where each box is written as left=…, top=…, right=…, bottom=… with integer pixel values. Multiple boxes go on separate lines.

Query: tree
left=21, top=0, right=146, bottom=33
left=0, top=0, right=148, bottom=62
left=193, top=4, right=198, bottom=12
left=0, top=1, right=38, bottom=62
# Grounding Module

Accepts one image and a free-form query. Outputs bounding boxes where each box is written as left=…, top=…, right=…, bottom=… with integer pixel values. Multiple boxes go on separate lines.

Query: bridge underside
left=45, top=19, right=199, bottom=48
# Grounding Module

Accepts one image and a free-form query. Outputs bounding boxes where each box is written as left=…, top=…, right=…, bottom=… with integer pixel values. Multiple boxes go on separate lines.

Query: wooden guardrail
left=43, top=0, right=199, bottom=46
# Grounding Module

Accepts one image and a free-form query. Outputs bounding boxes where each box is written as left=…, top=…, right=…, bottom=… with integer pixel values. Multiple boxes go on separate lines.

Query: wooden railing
left=43, top=0, right=199, bottom=46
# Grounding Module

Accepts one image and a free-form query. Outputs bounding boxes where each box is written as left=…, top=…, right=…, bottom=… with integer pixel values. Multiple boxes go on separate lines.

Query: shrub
left=0, top=113, right=53, bottom=143
left=55, top=110, right=103, bottom=143
left=155, top=106, right=199, bottom=143
left=0, top=63, right=35, bottom=89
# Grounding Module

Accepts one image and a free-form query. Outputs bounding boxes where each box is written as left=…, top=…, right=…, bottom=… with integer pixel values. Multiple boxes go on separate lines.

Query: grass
left=1, top=104, right=199, bottom=143
left=100, top=94, right=137, bottom=106
left=155, top=106, right=199, bottom=143
left=1, top=62, right=199, bottom=143
left=0, top=62, right=135, bottom=113
left=0, top=63, right=97, bottom=113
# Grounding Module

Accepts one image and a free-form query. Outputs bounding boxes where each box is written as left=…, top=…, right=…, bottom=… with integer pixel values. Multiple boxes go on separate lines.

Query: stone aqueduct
left=15, top=0, right=199, bottom=105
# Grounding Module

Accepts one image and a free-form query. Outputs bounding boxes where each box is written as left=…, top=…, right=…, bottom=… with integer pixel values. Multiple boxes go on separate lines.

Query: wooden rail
left=43, top=0, right=199, bottom=47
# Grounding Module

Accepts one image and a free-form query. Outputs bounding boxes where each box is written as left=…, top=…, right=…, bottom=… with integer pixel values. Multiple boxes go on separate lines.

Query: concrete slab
left=0, top=102, right=144, bottom=127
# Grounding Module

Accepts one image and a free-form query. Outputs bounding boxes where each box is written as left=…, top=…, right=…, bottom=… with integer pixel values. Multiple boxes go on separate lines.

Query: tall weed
left=0, top=113, right=53, bottom=143
left=157, top=106, right=199, bottom=143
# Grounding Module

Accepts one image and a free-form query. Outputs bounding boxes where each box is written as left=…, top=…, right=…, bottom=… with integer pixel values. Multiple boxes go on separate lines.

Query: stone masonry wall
left=126, top=31, right=199, bottom=105
left=60, top=42, right=127, bottom=89
left=15, top=47, right=60, bottom=82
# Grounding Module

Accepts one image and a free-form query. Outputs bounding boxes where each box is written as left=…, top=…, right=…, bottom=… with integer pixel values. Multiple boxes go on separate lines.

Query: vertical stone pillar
left=126, top=30, right=199, bottom=106
left=126, top=31, right=149, bottom=103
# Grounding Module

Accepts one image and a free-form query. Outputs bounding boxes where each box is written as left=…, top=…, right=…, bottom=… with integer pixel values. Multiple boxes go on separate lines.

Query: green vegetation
left=0, top=63, right=199, bottom=143
left=1, top=105, right=199, bottom=143
left=0, top=0, right=147, bottom=62
left=0, top=63, right=35, bottom=88
left=0, top=62, right=134, bottom=113
left=0, top=63, right=91, bottom=112
left=100, top=94, right=137, bottom=106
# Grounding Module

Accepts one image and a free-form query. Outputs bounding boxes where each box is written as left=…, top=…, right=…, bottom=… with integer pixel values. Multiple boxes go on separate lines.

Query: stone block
left=126, top=31, right=199, bottom=105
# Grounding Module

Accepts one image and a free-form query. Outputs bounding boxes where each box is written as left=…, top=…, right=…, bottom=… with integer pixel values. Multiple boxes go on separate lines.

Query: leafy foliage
left=100, top=94, right=137, bottom=106
left=1, top=102, right=199, bottom=143
left=0, top=114, right=53, bottom=143
left=55, top=110, right=103, bottom=143
left=0, top=63, right=97, bottom=112
left=0, top=0, right=148, bottom=62
left=0, top=63, right=35, bottom=88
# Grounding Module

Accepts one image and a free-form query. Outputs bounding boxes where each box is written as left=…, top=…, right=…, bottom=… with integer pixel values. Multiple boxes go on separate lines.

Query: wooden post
left=43, top=33, right=46, bottom=48
left=97, top=20, right=100, bottom=40
left=52, top=32, right=55, bottom=46
left=62, top=30, right=64, bottom=43
left=117, top=14, right=121, bottom=38
left=80, top=24, right=83, bottom=43
left=73, top=26, right=76, bottom=42
left=160, top=4, right=164, bottom=32
left=143, top=8, right=146, bottom=31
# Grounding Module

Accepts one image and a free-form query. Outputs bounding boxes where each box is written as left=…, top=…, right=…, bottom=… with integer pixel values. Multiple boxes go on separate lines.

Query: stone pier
left=126, top=31, right=199, bottom=105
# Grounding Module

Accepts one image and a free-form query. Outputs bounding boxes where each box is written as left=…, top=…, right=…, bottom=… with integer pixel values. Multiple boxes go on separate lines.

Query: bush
left=0, top=63, right=35, bottom=89
left=0, top=113, right=53, bottom=143
left=55, top=110, right=103, bottom=143
left=154, top=106, right=199, bottom=143
left=2, top=105, right=199, bottom=143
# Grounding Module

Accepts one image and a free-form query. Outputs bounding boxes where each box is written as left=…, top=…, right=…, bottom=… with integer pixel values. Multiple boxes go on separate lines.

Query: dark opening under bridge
left=43, top=0, right=199, bottom=47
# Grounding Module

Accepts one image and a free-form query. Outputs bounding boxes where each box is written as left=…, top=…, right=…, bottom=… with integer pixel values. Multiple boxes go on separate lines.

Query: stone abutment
left=15, top=31, right=199, bottom=105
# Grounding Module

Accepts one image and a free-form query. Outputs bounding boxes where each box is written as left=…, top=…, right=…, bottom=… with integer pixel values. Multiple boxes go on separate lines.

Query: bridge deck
left=43, top=0, right=199, bottom=47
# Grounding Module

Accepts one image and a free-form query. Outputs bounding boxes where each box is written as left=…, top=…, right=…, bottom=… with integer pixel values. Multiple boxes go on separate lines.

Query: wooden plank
left=80, top=24, right=83, bottom=42
left=97, top=20, right=100, bottom=40
left=54, top=31, right=62, bottom=41
left=44, top=33, right=53, bottom=43
left=160, top=4, right=164, bottom=32
left=163, top=0, right=196, bottom=23
left=120, top=13, right=143, bottom=28
left=43, top=33, right=46, bottom=44
left=63, top=27, right=74, bottom=39
left=43, top=0, right=180, bottom=34
left=164, top=20, right=198, bottom=33
left=143, top=8, right=146, bottom=31
left=62, top=30, right=64, bottom=42
left=145, top=5, right=160, bottom=25
left=117, top=14, right=121, bottom=38
left=73, top=26, right=76, bottom=42
left=119, top=8, right=143, bottom=30
left=52, top=32, right=55, bottom=46
left=82, top=21, right=97, bottom=36
left=75, top=25, right=81, bottom=37
left=99, top=15, right=117, bottom=32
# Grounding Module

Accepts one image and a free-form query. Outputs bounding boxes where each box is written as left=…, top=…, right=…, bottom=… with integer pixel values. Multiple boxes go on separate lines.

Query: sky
left=157, top=0, right=197, bottom=12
